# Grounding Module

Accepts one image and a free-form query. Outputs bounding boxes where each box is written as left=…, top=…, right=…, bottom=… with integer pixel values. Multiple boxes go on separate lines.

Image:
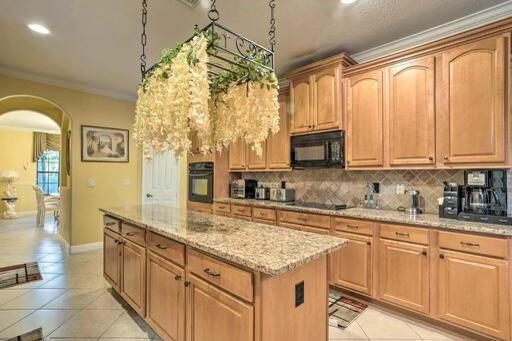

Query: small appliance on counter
left=439, top=182, right=462, bottom=219
left=290, top=130, right=344, bottom=168
left=255, top=186, right=270, bottom=200
left=230, top=179, right=258, bottom=199
left=270, top=181, right=295, bottom=202
left=397, top=189, right=422, bottom=216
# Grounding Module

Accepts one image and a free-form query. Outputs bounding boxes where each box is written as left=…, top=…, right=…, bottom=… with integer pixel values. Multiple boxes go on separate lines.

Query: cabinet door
left=329, top=232, right=372, bottom=295
left=440, top=36, right=506, bottom=164
left=437, top=250, right=509, bottom=340
left=186, top=274, right=253, bottom=341
left=378, top=239, right=429, bottom=313
left=346, top=70, right=384, bottom=167
left=246, top=143, right=267, bottom=170
left=190, top=132, right=202, bottom=154
left=228, top=138, right=246, bottom=170
left=103, top=230, right=121, bottom=292
left=121, top=239, right=146, bottom=316
left=146, top=251, right=185, bottom=341
left=267, top=94, right=290, bottom=169
left=312, top=66, right=342, bottom=132
left=290, top=76, right=312, bottom=134
left=389, top=57, right=435, bottom=166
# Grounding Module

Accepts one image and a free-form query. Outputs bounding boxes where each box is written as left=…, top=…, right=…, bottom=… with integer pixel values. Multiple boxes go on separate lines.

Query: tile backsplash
left=242, top=169, right=465, bottom=214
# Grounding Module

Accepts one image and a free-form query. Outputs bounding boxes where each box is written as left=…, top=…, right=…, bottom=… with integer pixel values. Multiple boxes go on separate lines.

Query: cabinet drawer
left=439, top=231, right=508, bottom=259
left=332, top=217, right=373, bottom=236
left=253, top=207, right=276, bottom=222
left=187, top=248, right=253, bottom=302
left=380, top=223, right=429, bottom=245
left=147, top=232, right=185, bottom=266
left=214, top=202, right=231, bottom=214
left=231, top=204, right=251, bottom=217
left=278, top=210, right=330, bottom=230
left=104, top=215, right=120, bottom=234
left=122, top=223, right=146, bottom=246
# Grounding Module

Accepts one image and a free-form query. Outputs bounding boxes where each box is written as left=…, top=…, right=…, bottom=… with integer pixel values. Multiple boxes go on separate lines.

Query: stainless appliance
left=270, top=188, right=295, bottom=202
left=405, top=190, right=421, bottom=216
left=188, top=162, right=213, bottom=204
left=290, top=131, right=344, bottom=168
left=439, top=182, right=462, bottom=219
left=230, top=179, right=258, bottom=199
left=255, top=186, right=270, bottom=200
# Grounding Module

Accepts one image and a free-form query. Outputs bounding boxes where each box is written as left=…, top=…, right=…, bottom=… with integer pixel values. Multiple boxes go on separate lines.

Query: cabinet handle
left=422, top=250, right=427, bottom=256
left=113, top=239, right=119, bottom=244
left=366, top=242, right=371, bottom=246
left=460, top=241, right=480, bottom=248
left=105, top=222, right=116, bottom=226
left=444, top=156, right=449, bottom=161
left=156, top=244, right=167, bottom=250
left=184, top=281, right=190, bottom=287
left=439, top=254, right=445, bottom=259
left=346, top=224, right=358, bottom=230
left=395, top=232, right=410, bottom=238
left=204, top=268, right=221, bottom=277
left=428, top=156, right=434, bottom=161
left=175, top=275, right=182, bottom=281
left=126, top=232, right=135, bottom=236
left=117, top=240, right=126, bottom=245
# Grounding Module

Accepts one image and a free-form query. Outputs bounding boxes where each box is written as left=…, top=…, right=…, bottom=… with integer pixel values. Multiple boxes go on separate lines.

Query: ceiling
left=0, top=0, right=507, bottom=100
left=0, top=110, right=61, bottom=133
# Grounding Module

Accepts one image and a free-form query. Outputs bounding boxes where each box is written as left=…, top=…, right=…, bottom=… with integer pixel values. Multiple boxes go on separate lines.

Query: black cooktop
left=286, top=202, right=348, bottom=211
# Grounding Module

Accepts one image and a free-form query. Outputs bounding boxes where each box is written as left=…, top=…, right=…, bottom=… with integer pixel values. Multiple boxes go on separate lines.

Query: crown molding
left=351, top=1, right=512, bottom=63
left=0, top=66, right=137, bottom=102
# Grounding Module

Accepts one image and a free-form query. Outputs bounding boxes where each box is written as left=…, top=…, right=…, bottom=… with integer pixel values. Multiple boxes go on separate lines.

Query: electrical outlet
left=396, top=184, right=405, bottom=195
left=295, top=281, right=304, bottom=307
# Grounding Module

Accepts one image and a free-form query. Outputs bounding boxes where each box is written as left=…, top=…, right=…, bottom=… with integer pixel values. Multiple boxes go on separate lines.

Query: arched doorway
left=0, top=95, right=72, bottom=245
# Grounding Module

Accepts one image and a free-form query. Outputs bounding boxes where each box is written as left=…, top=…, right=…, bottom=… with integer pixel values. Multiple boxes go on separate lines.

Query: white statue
left=1, top=170, right=20, bottom=219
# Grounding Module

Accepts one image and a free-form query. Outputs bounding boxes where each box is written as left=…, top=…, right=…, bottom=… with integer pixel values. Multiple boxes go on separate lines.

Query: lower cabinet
left=329, top=231, right=372, bottom=295
left=121, top=238, right=146, bottom=316
left=186, top=274, right=254, bottom=341
left=103, top=229, right=121, bottom=291
left=437, top=250, right=509, bottom=340
left=146, top=251, right=185, bottom=341
left=378, top=239, right=430, bottom=313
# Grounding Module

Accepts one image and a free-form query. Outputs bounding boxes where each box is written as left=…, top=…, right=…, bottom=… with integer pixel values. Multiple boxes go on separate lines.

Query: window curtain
left=33, top=133, right=61, bottom=162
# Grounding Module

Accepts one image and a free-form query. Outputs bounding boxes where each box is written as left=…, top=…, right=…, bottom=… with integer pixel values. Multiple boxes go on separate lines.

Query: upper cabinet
left=228, top=138, right=246, bottom=171
left=438, top=36, right=507, bottom=165
left=388, top=57, right=436, bottom=166
left=288, top=53, right=355, bottom=135
left=345, top=69, right=384, bottom=168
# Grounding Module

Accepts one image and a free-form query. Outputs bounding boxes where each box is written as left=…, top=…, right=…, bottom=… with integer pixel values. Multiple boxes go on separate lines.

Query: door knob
left=146, top=193, right=153, bottom=198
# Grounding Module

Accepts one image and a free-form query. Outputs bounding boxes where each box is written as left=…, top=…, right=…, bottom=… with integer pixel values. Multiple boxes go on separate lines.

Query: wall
left=0, top=129, right=38, bottom=213
left=0, top=75, right=142, bottom=246
left=243, top=169, right=465, bottom=214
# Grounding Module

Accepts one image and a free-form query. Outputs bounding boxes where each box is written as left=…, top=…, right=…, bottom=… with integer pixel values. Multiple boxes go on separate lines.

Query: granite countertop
left=214, top=198, right=512, bottom=237
left=100, top=204, right=346, bottom=276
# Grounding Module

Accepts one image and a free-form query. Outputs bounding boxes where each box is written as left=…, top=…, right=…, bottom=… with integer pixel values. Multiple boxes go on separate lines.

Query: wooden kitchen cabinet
left=345, top=69, right=384, bottom=168
left=312, top=65, right=342, bottom=131
left=121, top=238, right=146, bottom=316
left=186, top=274, right=254, bottom=341
left=103, top=229, right=121, bottom=292
left=437, top=249, right=509, bottom=340
left=146, top=251, right=185, bottom=341
left=378, top=239, right=429, bottom=313
left=330, top=231, right=372, bottom=295
left=290, top=74, right=312, bottom=134
left=228, top=138, right=246, bottom=170
left=246, top=143, right=267, bottom=170
left=438, top=35, right=507, bottom=165
left=388, top=57, right=435, bottom=166
left=267, top=94, right=291, bottom=169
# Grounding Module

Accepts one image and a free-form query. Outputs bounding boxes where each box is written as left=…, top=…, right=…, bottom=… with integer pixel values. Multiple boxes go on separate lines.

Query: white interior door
left=142, top=148, right=180, bottom=207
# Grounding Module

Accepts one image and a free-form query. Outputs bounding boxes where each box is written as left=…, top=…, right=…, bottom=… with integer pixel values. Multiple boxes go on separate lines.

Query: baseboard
left=70, top=241, right=103, bottom=254
left=56, top=233, right=70, bottom=254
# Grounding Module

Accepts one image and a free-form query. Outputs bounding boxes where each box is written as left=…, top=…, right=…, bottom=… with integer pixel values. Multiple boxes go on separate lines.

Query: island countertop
left=100, top=204, right=346, bottom=276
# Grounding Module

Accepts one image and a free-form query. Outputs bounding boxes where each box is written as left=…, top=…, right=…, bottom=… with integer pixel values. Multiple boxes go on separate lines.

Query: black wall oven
left=291, top=130, right=344, bottom=168
left=188, top=162, right=213, bottom=203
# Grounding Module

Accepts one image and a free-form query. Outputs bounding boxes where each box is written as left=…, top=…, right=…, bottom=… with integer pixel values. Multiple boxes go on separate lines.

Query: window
left=36, top=150, right=60, bottom=195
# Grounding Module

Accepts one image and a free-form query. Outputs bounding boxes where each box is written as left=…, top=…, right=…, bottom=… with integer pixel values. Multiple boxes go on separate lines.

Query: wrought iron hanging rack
left=139, top=0, right=276, bottom=82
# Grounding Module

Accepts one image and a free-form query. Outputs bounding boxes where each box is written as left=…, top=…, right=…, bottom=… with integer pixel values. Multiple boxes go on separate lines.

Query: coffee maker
left=458, top=169, right=511, bottom=224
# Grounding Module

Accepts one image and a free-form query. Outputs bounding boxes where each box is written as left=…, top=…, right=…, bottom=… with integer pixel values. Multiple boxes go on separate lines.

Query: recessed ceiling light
left=27, top=23, right=50, bottom=35
left=340, top=0, right=358, bottom=4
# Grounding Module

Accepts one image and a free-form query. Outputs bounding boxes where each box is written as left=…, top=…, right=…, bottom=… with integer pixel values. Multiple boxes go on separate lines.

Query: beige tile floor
left=0, top=215, right=483, bottom=341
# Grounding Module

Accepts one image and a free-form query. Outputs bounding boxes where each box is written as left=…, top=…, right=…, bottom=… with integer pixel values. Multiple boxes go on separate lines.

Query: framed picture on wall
left=81, top=125, right=129, bottom=163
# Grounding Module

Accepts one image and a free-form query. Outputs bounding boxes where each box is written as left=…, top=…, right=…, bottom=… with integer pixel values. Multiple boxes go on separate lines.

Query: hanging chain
left=269, top=0, right=276, bottom=52
left=140, top=0, right=148, bottom=80
left=208, top=0, right=219, bottom=22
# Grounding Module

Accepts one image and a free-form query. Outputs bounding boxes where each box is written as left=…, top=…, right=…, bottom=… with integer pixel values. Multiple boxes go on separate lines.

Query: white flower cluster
left=134, top=33, right=280, bottom=158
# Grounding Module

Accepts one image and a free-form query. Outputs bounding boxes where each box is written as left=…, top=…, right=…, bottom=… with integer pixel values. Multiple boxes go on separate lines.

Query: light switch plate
left=87, top=178, right=95, bottom=188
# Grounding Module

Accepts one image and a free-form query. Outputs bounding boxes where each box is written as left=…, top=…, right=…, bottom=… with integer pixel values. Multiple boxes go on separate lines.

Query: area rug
left=0, top=262, right=42, bottom=289
left=329, top=291, right=368, bottom=329
left=6, top=327, right=44, bottom=341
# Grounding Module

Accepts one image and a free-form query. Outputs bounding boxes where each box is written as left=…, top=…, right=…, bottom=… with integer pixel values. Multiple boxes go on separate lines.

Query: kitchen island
left=100, top=204, right=346, bottom=341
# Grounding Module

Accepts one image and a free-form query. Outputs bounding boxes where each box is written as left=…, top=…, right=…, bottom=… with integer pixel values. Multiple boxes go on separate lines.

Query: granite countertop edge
left=99, top=207, right=346, bottom=276
left=213, top=198, right=512, bottom=237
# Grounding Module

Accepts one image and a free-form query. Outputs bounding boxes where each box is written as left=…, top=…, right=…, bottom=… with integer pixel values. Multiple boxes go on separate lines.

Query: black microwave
left=290, top=131, right=344, bottom=168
